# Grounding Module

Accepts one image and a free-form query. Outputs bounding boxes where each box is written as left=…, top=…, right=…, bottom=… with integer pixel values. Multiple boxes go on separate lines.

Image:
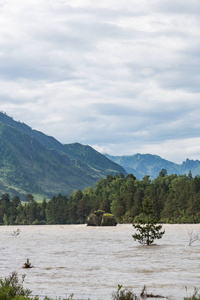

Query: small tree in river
left=132, top=198, right=165, bottom=245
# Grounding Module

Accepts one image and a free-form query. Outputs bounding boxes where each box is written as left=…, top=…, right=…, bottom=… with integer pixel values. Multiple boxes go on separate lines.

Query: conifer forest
left=0, top=170, right=200, bottom=225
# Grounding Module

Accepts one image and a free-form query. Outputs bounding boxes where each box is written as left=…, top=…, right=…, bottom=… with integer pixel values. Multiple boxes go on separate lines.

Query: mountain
left=63, top=143, right=125, bottom=175
left=0, top=112, right=127, bottom=200
left=105, top=153, right=200, bottom=180
left=0, top=113, right=126, bottom=176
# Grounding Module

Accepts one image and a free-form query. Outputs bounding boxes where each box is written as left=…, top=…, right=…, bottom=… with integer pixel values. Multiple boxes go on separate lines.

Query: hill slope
left=0, top=112, right=127, bottom=199
left=63, top=143, right=125, bottom=175
left=0, top=122, right=101, bottom=199
left=0, top=113, right=126, bottom=177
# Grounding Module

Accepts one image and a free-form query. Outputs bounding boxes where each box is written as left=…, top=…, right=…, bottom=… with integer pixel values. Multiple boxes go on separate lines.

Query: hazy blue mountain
left=105, top=153, right=200, bottom=180
left=0, top=112, right=127, bottom=199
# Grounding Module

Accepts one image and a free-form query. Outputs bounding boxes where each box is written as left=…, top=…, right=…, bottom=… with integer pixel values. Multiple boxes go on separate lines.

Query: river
left=1, top=224, right=200, bottom=300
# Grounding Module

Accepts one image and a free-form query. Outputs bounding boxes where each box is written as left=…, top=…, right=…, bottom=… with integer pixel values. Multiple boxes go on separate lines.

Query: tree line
left=0, top=169, right=200, bottom=225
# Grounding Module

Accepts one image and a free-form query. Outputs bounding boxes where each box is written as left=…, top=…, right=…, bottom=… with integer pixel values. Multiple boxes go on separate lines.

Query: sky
left=0, top=0, right=200, bottom=164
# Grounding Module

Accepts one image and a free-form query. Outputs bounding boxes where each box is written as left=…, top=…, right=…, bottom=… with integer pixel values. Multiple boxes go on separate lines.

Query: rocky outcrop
left=101, top=213, right=117, bottom=226
left=86, top=210, right=117, bottom=226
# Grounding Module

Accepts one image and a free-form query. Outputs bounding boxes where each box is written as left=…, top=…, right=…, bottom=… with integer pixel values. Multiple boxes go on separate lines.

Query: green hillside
left=0, top=112, right=68, bottom=152
left=0, top=113, right=126, bottom=177
left=0, top=122, right=100, bottom=199
left=63, top=143, right=125, bottom=175
left=0, top=112, right=127, bottom=199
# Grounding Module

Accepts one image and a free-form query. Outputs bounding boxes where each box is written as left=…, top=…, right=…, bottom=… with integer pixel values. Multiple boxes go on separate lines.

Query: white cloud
left=0, top=0, right=200, bottom=163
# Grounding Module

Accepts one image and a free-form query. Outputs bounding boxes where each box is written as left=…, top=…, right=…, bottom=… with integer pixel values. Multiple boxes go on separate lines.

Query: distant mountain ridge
left=105, top=153, right=200, bottom=180
left=1, top=111, right=200, bottom=200
left=0, top=112, right=127, bottom=200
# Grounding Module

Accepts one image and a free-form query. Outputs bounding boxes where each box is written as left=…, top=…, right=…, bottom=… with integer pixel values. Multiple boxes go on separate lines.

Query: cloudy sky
left=0, top=0, right=200, bottom=163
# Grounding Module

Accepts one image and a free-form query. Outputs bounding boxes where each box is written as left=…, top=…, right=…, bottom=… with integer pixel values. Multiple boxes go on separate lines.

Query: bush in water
left=112, top=285, right=139, bottom=300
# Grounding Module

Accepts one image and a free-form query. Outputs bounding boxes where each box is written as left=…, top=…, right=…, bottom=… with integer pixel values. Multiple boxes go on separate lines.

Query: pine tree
left=132, top=198, right=165, bottom=245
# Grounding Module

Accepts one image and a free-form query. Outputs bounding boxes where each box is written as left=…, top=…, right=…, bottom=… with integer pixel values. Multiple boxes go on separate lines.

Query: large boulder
left=86, top=210, right=117, bottom=226
left=86, top=210, right=105, bottom=226
left=101, top=213, right=117, bottom=226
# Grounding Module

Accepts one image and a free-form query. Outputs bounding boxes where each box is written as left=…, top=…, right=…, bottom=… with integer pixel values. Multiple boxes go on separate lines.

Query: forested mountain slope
left=0, top=112, right=126, bottom=199
left=0, top=112, right=65, bottom=151
left=0, top=112, right=126, bottom=177
left=63, top=143, right=125, bottom=175
left=0, top=122, right=99, bottom=199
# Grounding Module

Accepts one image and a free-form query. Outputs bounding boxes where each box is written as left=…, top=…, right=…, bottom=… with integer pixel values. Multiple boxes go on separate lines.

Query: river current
left=1, top=224, right=200, bottom=300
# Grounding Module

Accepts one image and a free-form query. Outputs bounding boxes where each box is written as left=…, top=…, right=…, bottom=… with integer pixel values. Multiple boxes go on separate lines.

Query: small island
left=86, top=210, right=117, bottom=226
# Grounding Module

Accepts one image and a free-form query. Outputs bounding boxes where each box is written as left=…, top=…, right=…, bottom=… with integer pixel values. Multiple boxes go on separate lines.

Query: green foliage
left=132, top=198, right=165, bottom=245
left=0, top=272, right=35, bottom=300
left=1, top=171, right=200, bottom=225
left=0, top=272, right=78, bottom=300
left=94, top=210, right=105, bottom=217
left=159, top=168, right=167, bottom=177
left=112, top=285, right=139, bottom=300
left=101, top=213, right=117, bottom=226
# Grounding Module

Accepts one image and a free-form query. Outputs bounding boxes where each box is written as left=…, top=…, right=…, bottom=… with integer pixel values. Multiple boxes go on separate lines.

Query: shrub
left=32, top=219, right=40, bottom=225
left=0, top=273, right=76, bottom=300
left=112, top=285, right=139, bottom=300
left=101, top=213, right=117, bottom=226
left=0, top=271, right=36, bottom=300
left=94, top=210, right=105, bottom=217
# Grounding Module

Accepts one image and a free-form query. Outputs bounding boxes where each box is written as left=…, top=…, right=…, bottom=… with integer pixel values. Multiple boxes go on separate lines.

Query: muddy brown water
left=1, top=224, right=200, bottom=299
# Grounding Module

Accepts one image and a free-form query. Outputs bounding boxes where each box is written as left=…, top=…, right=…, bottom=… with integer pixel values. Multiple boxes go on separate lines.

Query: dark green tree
left=132, top=198, right=165, bottom=245
left=11, top=196, right=21, bottom=208
left=26, top=194, right=34, bottom=203
left=159, top=168, right=167, bottom=177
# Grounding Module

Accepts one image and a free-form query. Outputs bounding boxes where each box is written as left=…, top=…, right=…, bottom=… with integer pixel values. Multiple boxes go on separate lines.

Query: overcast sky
left=0, top=0, right=200, bottom=163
